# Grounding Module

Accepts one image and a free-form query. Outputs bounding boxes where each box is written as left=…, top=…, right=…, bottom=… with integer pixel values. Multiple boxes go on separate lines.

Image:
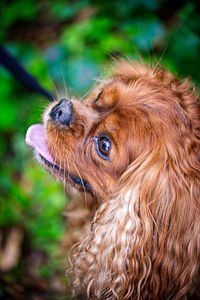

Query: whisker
left=61, top=71, right=69, bottom=99
left=46, top=79, right=57, bottom=101
left=52, top=146, right=57, bottom=173
left=73, top=162, right=88, bottom=205
left=65, top=153, right=71, bottom=183
left=48, top=78, right=60, bottom=101
left=80, top=82, right=96, bottom=101
left=58, top=155, right=66, bottom=206
left=63, top=159, right=69, bottom=207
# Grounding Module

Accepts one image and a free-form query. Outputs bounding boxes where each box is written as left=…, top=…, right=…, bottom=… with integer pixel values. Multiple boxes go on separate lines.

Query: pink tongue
left=25, top=124, right=55, bottom=164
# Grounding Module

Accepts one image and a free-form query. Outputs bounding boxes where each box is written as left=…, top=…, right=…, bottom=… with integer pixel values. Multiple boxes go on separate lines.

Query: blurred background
left=0, top=0, right=200, bottom=299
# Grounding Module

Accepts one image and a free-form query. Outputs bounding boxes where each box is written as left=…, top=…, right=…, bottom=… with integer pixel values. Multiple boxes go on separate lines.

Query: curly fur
left=42, top=60, right=200, bottom=299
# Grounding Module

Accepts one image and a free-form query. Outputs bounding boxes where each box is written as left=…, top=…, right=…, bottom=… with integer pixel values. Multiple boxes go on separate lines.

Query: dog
left=26, top=60, right=200, bottom=299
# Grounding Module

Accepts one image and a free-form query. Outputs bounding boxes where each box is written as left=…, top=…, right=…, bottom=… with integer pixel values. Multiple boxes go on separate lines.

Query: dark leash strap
left=0, top=46, right=54, bottom=102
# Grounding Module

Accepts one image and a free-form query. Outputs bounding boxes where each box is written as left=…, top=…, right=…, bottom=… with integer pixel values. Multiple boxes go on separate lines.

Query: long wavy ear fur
left=72, top=63, right=200, bottom=300
left=73, top=140, right=200, bottom=299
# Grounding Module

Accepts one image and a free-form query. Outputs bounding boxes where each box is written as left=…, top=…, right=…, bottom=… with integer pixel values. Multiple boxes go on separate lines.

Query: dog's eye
left=94, top=91, right=102, bottom=103
left=96, top=136, right=111, bottom=160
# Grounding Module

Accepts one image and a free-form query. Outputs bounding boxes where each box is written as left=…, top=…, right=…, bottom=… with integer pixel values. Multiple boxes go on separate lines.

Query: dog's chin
left=34, top=151, right=92, bottom=193
left=34, top=150, right=65, bottom=180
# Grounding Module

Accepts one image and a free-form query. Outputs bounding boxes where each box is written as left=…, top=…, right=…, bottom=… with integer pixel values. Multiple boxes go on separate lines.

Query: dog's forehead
left=91, top=77, right=161, bottom=110
left=87, top=80, right=132, bottom=111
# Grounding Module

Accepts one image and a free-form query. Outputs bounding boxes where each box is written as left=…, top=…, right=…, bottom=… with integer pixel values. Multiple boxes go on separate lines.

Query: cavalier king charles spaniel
left=26, top=60, right=200, bottom=299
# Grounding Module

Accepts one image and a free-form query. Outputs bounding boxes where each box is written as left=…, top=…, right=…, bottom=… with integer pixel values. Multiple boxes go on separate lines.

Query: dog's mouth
left=25, top=124, right=60, bottom=168
left=25, top=124, right=92, bottom=192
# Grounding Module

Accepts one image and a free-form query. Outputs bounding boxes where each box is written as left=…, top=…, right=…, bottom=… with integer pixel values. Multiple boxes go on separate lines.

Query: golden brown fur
left=42, top=60, right=200, bottom=299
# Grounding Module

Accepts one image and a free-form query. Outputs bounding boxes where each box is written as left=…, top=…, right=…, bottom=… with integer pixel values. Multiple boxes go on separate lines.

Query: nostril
left=57, top=110, right=62, bottom=117
left=55, top=110, right=62, bottom=122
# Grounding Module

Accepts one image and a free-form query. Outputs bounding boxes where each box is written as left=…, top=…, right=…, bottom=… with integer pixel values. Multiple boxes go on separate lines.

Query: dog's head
left=26, top=60, right=200, bottom=298
left=26, top=60, right=199, bottom=200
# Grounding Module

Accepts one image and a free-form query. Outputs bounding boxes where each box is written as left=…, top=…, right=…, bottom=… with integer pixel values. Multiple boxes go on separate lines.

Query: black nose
left=50, top=99, right=73, bottom=126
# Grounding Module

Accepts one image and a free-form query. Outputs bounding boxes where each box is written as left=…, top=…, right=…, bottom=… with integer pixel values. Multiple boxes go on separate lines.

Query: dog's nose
left=50, top=99, right=73, bottom=126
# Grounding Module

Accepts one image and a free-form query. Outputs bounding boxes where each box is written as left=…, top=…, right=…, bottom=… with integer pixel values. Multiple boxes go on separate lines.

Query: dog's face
left=26, top=60, right=197, bottom=200
left=41, top=81, right=154, bottom=197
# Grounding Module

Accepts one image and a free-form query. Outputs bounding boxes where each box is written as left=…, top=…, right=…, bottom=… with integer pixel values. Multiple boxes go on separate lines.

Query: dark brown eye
left=96, top=136, right=111, bottom=160
left=94, top=91, right=102, bottom=103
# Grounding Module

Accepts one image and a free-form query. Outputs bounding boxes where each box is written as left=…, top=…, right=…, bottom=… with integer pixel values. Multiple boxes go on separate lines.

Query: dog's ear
left=113, top=60, right=200, bottom=138
left=73, top=140, right=200, bottom=299
left=170, top=78, right=200, bottom=139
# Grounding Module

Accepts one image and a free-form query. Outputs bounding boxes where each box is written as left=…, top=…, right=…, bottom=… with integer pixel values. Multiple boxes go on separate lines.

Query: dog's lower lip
left=39, top=154, right=92, bottom=192
left=39, top=154, right=64, bottom=173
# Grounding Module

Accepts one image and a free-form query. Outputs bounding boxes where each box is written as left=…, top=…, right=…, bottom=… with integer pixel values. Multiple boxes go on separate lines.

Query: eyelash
left=94, top=91, right=102, bottom=103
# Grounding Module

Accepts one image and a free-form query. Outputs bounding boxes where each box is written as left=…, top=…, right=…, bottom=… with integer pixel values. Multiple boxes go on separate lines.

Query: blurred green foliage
left=0, top=0, right=200, bottom=298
